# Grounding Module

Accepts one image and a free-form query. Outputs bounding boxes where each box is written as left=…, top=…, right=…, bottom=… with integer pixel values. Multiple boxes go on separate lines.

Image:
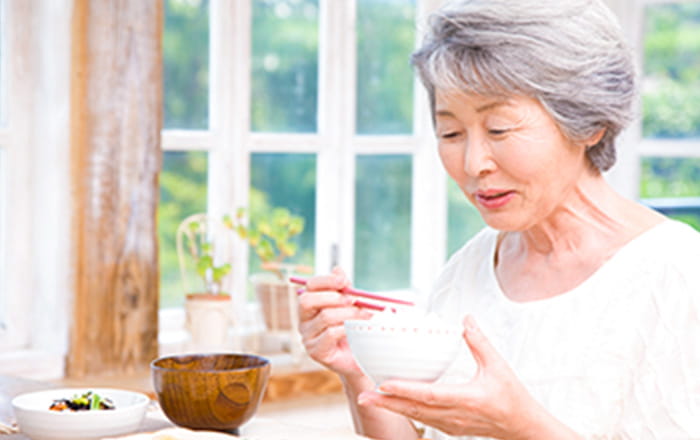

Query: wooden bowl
left=151, top=353, right=270, bottom=434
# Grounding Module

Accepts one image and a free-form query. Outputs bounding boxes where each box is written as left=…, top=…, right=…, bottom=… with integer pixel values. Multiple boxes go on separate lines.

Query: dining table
left=0, top=374, right=370, bottom=440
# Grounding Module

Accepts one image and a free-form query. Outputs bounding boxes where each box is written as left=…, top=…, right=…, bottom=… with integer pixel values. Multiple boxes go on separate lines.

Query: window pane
left=251, top=0, right=319, bottom=133
left=158, top=151, right=208, bottom=308
left=356, top=0, right=415, bottom=134
left=640, top=3, right=700, bottom=232
left=163, top=0, right=209, bottom=130
left=640, top=157, right=700, bottom=231
left=249, top=153, right=316, bottom=274
left=355, top=155, right=411, bottom=290
left=447, top=179, right=485, bottom=257
left=642, top=3, right=700, bottom=139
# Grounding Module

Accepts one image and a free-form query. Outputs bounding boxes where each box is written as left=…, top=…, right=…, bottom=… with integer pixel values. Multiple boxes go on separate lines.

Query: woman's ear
left=584, top=127, right=606, bottom=148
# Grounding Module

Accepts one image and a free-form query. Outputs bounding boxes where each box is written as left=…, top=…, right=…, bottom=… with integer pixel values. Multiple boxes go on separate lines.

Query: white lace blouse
left=422, top=220, right=700, bottom=440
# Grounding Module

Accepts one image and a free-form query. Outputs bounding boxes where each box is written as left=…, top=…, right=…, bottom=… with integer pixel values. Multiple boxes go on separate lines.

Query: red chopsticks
left=289, top=276, right=414, bottom=313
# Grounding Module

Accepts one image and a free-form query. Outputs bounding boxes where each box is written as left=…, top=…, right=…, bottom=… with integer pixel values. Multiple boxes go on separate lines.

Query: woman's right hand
left=297, top=267, right=373, bottom=378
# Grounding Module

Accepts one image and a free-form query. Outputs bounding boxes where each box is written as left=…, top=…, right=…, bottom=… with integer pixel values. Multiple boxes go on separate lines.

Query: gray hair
left=411, top=0, right=637, bottom=171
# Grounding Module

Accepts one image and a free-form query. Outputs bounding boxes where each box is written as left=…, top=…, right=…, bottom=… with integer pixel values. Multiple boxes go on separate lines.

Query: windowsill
left=0, top=303, right=328, bottom=383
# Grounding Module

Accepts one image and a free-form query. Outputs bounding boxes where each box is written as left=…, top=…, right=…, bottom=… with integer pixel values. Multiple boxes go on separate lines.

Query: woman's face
left=435, top=90, right=589, bottom=231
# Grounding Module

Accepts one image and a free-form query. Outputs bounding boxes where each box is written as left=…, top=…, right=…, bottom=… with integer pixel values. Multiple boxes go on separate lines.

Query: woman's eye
left=488, top=128, right=509, bottom=136
left=440, top=131, right=461, bottom=139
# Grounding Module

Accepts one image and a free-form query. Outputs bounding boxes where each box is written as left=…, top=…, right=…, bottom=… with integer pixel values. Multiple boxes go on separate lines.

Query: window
left=249, top=153, right=317, bottom=275
left=159, top=0, right=447, bottom=323
left=356, top=0, right=415, bottom=135
left=251, top=0, right=319, bottom=133
left=160, top=0, right=210, bottom=311
left=163, top=0, right=209, bottom=130
left=639, top=1, right=700, bottom=229
left=355, top=154, right=412, bottom=289
left=158, top=151, right=208, bottom=308
left=160, top=0, right=700, bottom=328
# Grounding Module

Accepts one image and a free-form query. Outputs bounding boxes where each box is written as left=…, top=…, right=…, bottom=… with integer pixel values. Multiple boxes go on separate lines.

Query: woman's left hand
left=356, top=316, right=579, bottom=440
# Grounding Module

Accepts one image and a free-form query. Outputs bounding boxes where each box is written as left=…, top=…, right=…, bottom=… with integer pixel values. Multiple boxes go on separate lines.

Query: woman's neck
left=494, top=174, right=664, bottom=302
left=517, top=173, right=655, bottom=256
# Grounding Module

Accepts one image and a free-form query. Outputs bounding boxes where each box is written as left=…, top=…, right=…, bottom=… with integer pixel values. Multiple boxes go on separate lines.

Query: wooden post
left=67, top=0, right=162, bottom=377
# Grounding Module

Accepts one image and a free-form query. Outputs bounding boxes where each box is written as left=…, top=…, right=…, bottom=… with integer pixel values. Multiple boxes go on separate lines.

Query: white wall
left=0, top=0, right=72, bottom=379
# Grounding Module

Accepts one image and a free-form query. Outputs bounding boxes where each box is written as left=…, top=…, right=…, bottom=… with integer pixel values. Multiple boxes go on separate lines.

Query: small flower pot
left=184, top=293, right=232, bottom=351
left=250, top=273, right=297, bottom=332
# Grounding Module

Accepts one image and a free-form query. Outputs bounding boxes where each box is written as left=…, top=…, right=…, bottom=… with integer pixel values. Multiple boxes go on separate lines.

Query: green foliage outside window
left=248, top=153, right=316, bottom=276
left=251, top=0, right=319, bottom=133
left=163, top=0, right=209, bottom=130
left=640, top=3, right=700, bottom=231
left=356, top=0, right=416, bottom=134
left=642, top=3, right=700, bottom=139
left=158, top=152, right=208, bottom=308
left=354, top=155, right=412, bottom=290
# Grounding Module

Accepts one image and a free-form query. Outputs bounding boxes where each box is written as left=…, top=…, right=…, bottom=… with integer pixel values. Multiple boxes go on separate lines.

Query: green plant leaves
left=234, top=206, right=305, bottom=263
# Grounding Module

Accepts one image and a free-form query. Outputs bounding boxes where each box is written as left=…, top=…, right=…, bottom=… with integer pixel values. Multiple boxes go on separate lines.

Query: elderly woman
left=298, top=0, right=700, bottom=439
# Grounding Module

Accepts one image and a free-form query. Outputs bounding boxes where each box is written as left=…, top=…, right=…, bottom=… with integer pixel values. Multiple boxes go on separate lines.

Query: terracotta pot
left=250, top=274, right=297, bottom=331
left=184, top=293, right=232, bottom=350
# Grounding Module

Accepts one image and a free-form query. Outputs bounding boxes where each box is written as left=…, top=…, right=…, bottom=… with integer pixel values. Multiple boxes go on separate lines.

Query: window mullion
left=407, top=0, right=449, bottom=295
left=339, top=0, right=358, bottom=279
left=249, top=133, right=325, bottom=153
left=639, top=139, right=700, bottom=158
left=315, top=0, right=357, bottom=275
left=161, top=130, right=214, bottom=151
left=209, top=0, right=251, bottom=330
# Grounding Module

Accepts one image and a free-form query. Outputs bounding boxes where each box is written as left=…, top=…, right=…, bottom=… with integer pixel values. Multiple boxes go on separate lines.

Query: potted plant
left=176, top=213, right=235, bottom=351
left=227, top=206, right=310, bottom=332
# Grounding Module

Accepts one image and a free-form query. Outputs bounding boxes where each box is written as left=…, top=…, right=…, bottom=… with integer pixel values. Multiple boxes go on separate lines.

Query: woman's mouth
left=475, top=190, right=516, bottom=209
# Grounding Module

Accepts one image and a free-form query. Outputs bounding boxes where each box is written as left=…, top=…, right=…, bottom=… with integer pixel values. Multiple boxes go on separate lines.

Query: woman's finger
left=376, top=381, right=461, bottom=408
left=306, top=267, right=351, bottom=291
left=358, top=386, right=492, bottom=437
left=462, top=315, right=505, bottom=370
left=358, top=389, right=468, bottom=429
left=300, top=305, right=372, bottom=340
left=301, top=324, right=367, bottom=377
left=303, top=322, right=344, bottom=352
left=298, top=290, right=353, bottom=321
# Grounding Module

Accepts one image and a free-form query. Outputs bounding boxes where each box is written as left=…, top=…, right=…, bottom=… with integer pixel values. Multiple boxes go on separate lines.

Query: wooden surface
left=55, top=363, right=344, bottom=403
left=263, top=368, right=343, bottom=401
left=0, top=375, right=368, bottom=440
left=67, top=0, right=163, bottom=377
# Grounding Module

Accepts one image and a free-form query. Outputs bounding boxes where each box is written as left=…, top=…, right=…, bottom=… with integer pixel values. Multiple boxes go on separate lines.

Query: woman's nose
left=463, top=136, right=496, bottom=177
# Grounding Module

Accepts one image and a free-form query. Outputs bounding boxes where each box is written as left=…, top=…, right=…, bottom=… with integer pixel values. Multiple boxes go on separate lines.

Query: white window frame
left=160, top=0, right=448, bottom=336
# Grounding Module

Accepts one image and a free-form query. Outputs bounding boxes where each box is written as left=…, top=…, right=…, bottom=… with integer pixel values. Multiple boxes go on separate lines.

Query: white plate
left=12, top=387, right=149, bottom=440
